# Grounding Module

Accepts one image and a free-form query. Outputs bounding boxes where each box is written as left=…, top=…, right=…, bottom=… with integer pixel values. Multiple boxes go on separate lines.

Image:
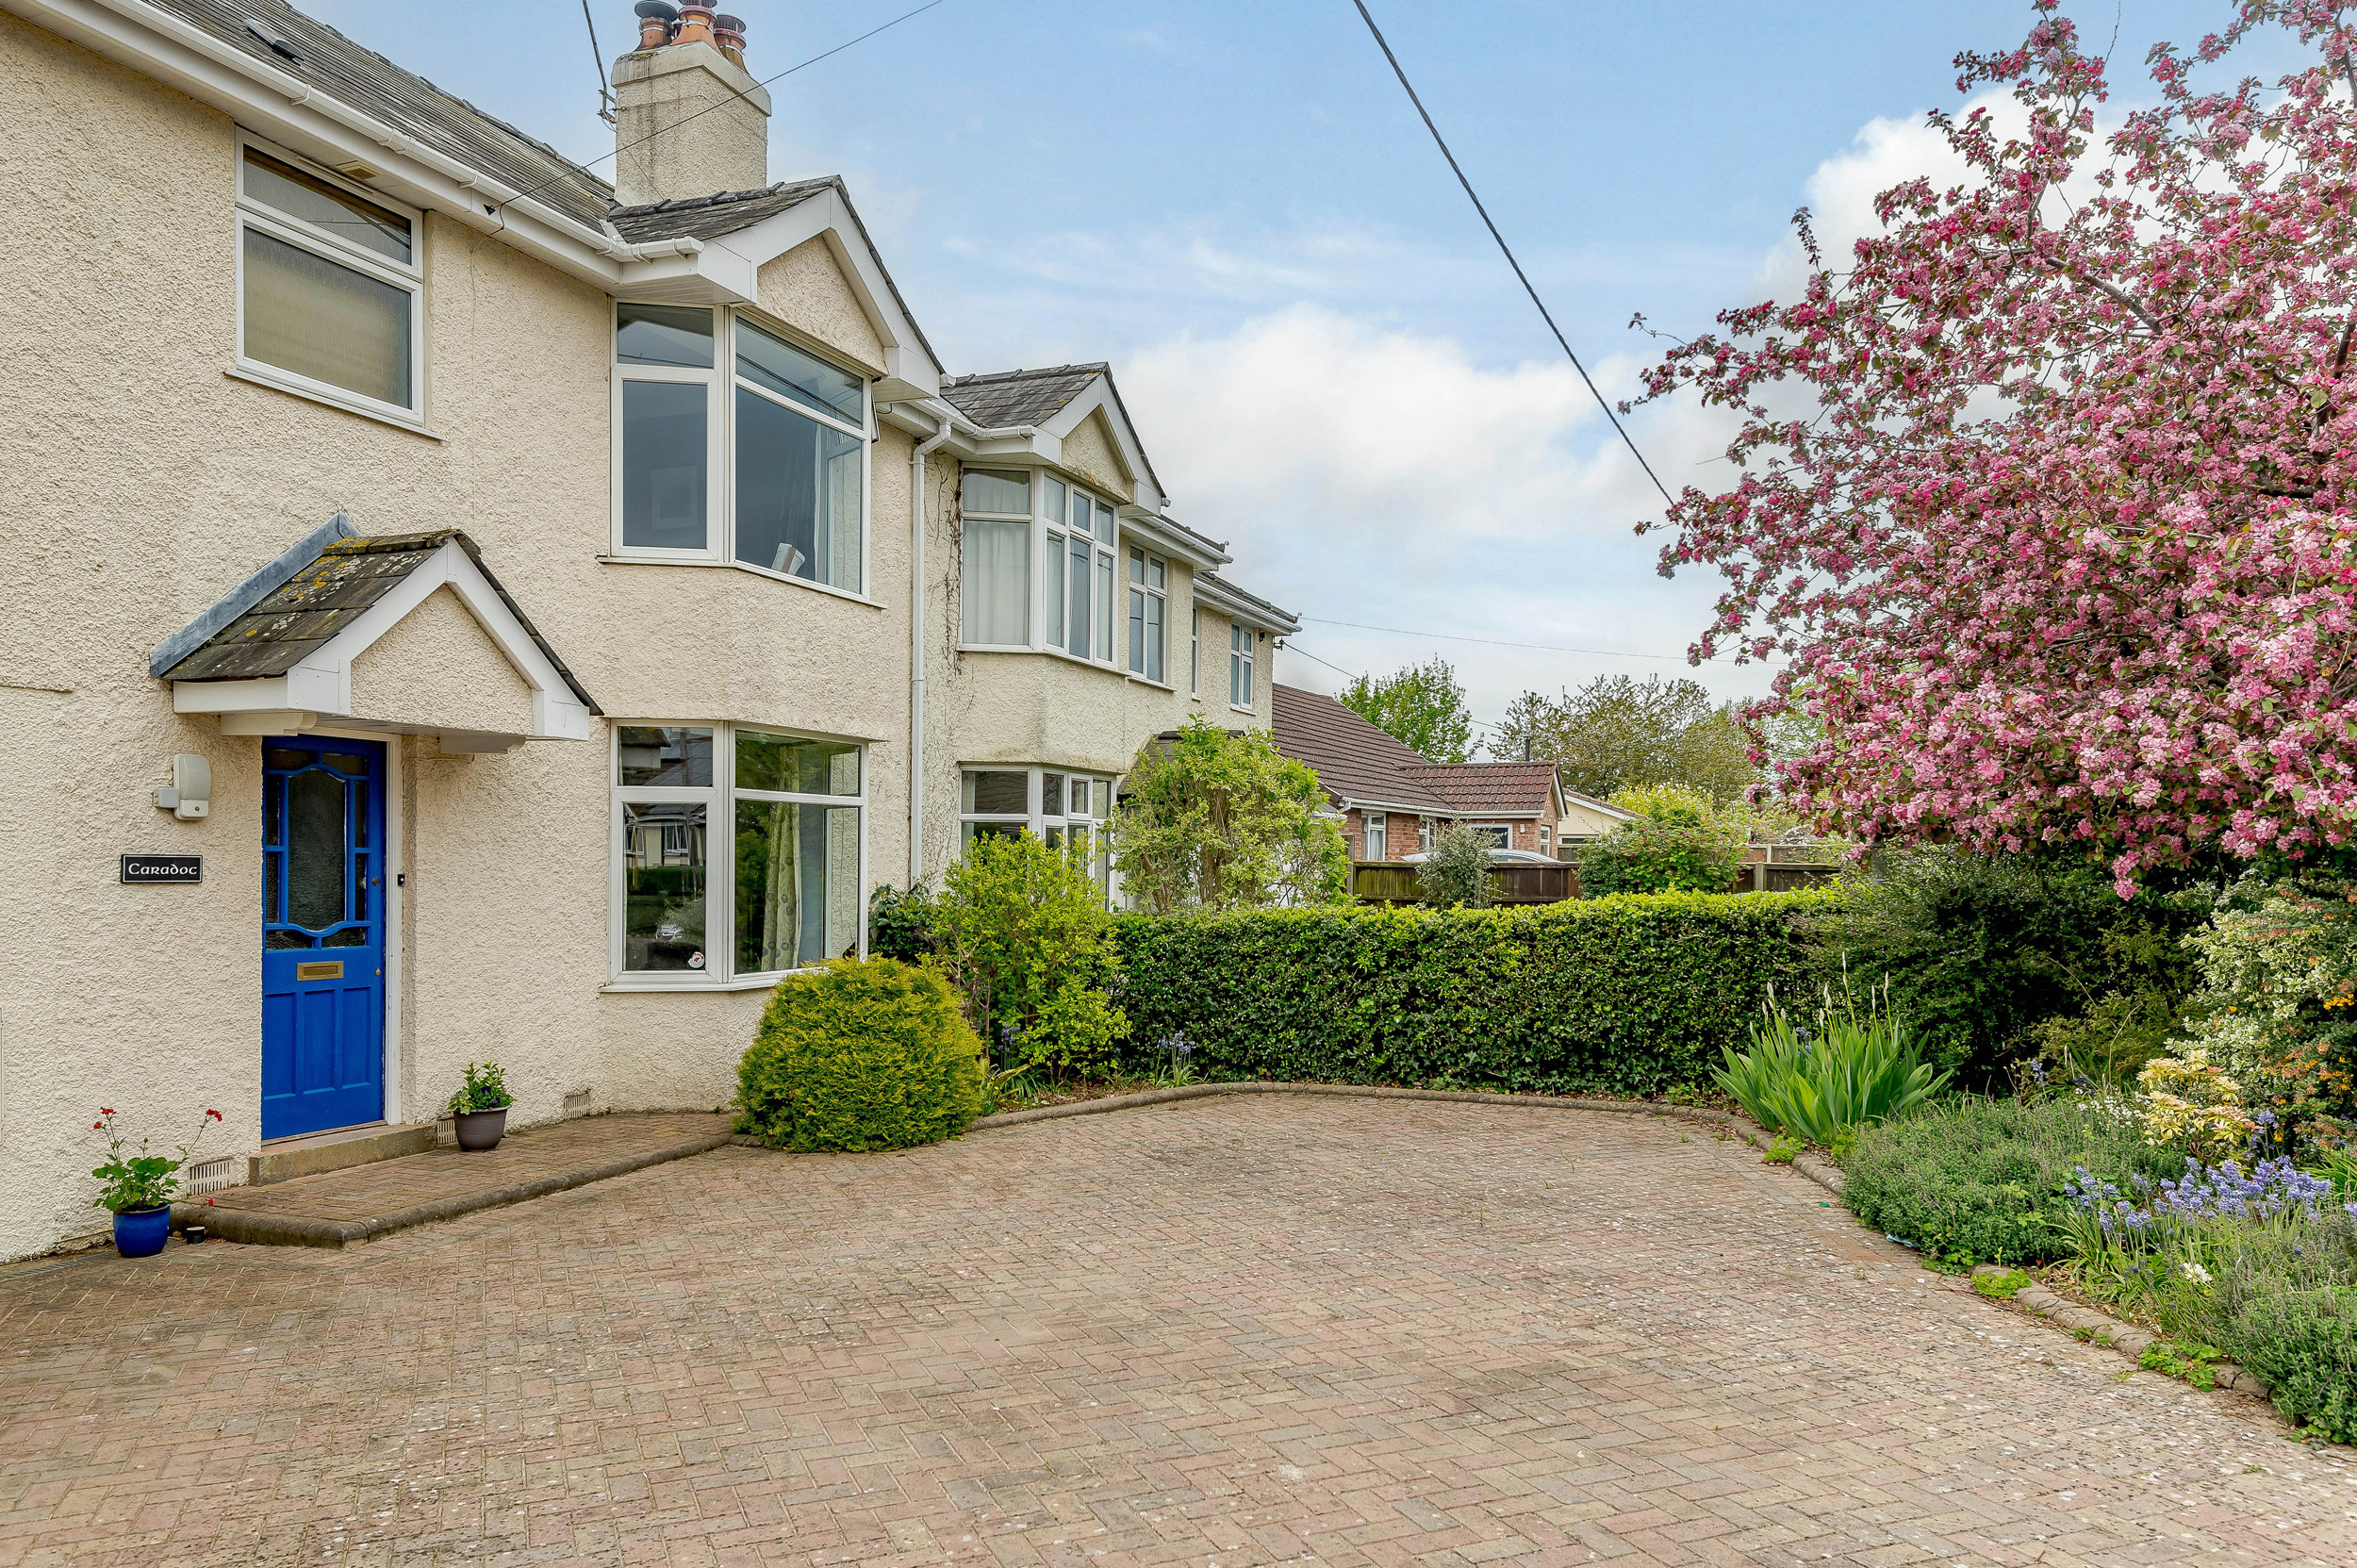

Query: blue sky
left=316, top=0, right=2305, bottom=742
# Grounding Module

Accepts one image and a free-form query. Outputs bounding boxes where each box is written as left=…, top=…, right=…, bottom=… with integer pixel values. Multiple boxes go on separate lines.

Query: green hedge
left=1112, top=890, right=1833, bottom=1097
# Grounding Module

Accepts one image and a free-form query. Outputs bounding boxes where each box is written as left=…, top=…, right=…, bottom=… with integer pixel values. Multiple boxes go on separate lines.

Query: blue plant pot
left=113, top=1205, right=171, bottom=1259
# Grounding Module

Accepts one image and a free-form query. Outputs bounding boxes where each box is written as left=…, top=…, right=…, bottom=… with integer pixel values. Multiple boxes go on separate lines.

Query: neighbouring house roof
left=1562, top=787, right=1637, bottom=821
left=1404, top=761, right=1561, bottom=820
left=941, top=364, right=1108, bottom=428
left=157, top=526, right=600, bottom=714
left=1271, top=685, right=1457, bottom=815
left=607, top=178, right=840, bottom=242
left=153, top=0, right=617, bottom=229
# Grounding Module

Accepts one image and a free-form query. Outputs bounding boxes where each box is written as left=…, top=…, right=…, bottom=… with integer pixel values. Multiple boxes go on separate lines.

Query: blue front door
left=260, top=738, right=387, bottom=1140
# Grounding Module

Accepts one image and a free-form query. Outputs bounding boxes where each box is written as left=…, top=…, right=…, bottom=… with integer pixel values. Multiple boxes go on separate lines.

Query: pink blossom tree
left=1636, top=1, right=2357, bottom=893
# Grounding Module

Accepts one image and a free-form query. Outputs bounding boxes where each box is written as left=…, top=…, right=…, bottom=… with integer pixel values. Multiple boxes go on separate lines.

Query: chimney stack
left=613, top=1, right=771, bottom=207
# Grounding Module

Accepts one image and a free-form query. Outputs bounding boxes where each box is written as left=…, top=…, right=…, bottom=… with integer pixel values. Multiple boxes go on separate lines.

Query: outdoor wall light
left=154, top=753, right=211, bottom=821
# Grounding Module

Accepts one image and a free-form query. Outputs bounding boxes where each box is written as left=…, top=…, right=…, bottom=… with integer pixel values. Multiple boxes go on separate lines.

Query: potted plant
left=447, top=1062, right=513, bottom=1151
left=90, top=1106, right=222, bottom=1258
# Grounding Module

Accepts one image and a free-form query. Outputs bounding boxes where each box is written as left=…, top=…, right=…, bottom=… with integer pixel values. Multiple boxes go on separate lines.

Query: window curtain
left=962, top=520, right=1029, bottom=644
left=735, top=801, right=799, bottom=973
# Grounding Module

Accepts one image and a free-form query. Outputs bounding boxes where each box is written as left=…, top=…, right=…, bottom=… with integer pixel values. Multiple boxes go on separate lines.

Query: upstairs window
left=1228, top=623, right=1256, bottom=710
left=1128, top=549, right=1166, bottom=683
left=959, top=470, right=1120, bottom=662
left=614, top=306, right=868, bottom=591
left=237, top=141, right=421, bottom=420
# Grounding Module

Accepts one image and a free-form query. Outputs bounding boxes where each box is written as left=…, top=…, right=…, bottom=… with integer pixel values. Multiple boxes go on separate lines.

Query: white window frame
left=1127, top=547, right=1168, bottom=684
left=1229, top=623, right=1256, bottom=712
left=957, top=766, right=1116, bottom=900
left=1474, top=824, right=1512, bottom=850
left=234, top=132, right=426, bottom=427
left=958, top=469, right=1125, bottom=668
left=1190, top=605, right=1201, bottom=699
left=1362, top=812, right=1387, bottom=861
left=1420, top=817, right=1436, bottom=852
left=607, top=722, right=867, bottom=989
left=611, top=305, right=873, bottom=596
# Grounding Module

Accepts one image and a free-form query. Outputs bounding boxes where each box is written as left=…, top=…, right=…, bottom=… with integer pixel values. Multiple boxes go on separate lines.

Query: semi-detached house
left=0, top=0, right=1298, bottom=1262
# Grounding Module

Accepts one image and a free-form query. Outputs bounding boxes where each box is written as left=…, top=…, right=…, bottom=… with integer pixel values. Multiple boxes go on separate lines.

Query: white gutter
left=15, top=0, right=695, bottom=276
left=906, top=403, right=956, bottom=887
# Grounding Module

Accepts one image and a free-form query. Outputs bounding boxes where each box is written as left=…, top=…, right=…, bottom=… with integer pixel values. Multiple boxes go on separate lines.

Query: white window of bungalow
left=611, top=725, right=865, bottom=984
left=612, top=305, right=869, bottom=595
left=1362, top=812, right=1387, bottom=861
left=236, top=138, right=424, bottom=424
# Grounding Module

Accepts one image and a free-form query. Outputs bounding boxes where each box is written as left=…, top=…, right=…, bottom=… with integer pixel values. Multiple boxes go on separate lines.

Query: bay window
left=1229, top=623, right=1256, bottom=710
left=614, top=305, right=868, bottom=592
left=1128, top=548, right=1166, bottom=682
left=960, top=766, right=1115, bottom=899
left=612, top=724, right=864, bottom=982
left=237, top=140, right=421, bottom=421
left=958, top=468, right=1121, bottom=664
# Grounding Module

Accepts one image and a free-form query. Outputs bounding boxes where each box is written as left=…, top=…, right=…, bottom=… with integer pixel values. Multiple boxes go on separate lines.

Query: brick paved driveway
left=3, top=1097, right=2352, bottom=1567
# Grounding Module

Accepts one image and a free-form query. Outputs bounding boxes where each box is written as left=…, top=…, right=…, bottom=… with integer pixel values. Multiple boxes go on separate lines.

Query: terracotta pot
left=453, top=1107, right=508, bottom=1151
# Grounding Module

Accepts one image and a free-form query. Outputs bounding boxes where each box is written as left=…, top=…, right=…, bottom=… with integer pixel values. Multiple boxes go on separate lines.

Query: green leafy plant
left=1839, top=1096, right=2184, bottom=1265
left=1972, top=1268, right=2032, bottom=1299
left=447, top=1062, right=512, bottom=1114
left=1577, top=804, right=1748, bottom=898
left=934, top=833, right=1129, bottom=1079
left=1415, top=823, right=1497, bottom=909
left=737, top=958, right=987, bottom=1151
left=1111, top=718, right=1348, bottom=913
left=1764, top=1134, right=1803, bottom=1164
left=866, top=883, right=938, bottom=963
left=88, top=1106, right=222, bottom=1213
left=2139, top=1339, right=2226, bottom=1392
left=1112, top=889, right=1832, bottom=1098
left=1340, top=656, right=1476, bottom=763
left=1714, top=988, right=1949, bottom=1147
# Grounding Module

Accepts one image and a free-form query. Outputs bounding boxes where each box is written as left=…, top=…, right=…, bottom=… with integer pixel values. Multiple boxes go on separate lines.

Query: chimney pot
left=713, top=13, right=747, bottom=67
left=632, top=0, right=678, bottom=51
left=675, top=2, right=716, bottom=46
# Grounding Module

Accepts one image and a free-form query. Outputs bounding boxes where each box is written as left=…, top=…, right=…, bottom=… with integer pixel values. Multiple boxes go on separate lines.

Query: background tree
left=1632, top=0, right=2357, bottom=893
left=1415, top=823, right=1498, bottom=907
left=1497, top=674, right=1757, bottom=801
left=1339, top=657, right=1476, bottom=762
left=1576, top=784, right=1751, bottom=896
left=1111, top=718, right=1349, bottom=911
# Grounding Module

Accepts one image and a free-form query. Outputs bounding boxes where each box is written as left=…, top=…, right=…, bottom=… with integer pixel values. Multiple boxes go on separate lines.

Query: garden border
left=968, top=1080, right=2278, bottom=1412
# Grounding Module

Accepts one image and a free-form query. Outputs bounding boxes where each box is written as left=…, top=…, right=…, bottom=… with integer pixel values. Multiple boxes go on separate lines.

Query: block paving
left=2, top=1095, right=2352, bottom=1566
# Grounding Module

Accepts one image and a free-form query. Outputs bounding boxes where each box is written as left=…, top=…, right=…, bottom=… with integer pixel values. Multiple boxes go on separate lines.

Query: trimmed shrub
left=737, top=958, right=987, bottom=1151
left=1112, top=890, right=1830, bottom=1097
left=1838, top=1097, right=2185, bottom=1265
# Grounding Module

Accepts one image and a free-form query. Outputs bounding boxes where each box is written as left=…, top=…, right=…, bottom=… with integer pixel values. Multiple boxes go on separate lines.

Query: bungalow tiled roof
left=1403, top=761, right=1559, bottom=818
left=1270, top=685, right=1456, bottom=814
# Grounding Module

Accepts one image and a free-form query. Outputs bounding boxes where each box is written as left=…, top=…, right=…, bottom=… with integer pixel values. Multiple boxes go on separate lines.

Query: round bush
left=738, top=958, right=988, bottom=1151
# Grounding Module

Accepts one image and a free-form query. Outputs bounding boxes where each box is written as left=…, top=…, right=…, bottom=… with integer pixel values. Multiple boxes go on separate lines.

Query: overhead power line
left=1347, top=1, right=1675, bottom=508
left=499, top=0, right=956, bottom=218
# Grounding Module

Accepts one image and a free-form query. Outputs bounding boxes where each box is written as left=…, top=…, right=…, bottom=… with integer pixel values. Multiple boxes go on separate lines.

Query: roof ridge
left=608, top=176, right=838, bottom=219
left=945, top=363, right=1109, bottom=386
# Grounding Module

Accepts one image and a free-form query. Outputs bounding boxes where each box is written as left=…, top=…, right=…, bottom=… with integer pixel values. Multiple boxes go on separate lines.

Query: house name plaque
left=121, top=854, right=202, bottom=884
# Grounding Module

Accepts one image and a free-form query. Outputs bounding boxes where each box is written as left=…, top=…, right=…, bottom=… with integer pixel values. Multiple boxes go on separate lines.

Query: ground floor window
left=1474, top=824, right=1511, bottom=850
left=1362, top=812, right=1387, bottom=860
left=960, top=766, right=1114, bottom=898
left=613, top=723, right=863, bottom=981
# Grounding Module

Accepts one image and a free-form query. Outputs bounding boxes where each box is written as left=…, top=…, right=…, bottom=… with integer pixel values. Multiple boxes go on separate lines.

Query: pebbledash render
left=0, top=0, right=1298, bottom=1262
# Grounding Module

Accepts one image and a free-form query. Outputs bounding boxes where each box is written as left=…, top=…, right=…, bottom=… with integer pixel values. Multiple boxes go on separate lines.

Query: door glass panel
left=353, top=852, right=370, bottom=922
left=264, top=773, right=284, bottom=846
left=264, top=852, right=281, bottom=922
left=351, top=782, right=370, bottom=847
left=267, top=929, right=315, bottom=949
left=287, top=768, right=346, bottom=931
left=324, top=927, right=368, bottom=948
left=321, top=752, right=371, bottom=774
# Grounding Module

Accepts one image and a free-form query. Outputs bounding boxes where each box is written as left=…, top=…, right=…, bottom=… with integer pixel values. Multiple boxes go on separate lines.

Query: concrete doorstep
left=173, top=1111, right=735, bottom=1247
